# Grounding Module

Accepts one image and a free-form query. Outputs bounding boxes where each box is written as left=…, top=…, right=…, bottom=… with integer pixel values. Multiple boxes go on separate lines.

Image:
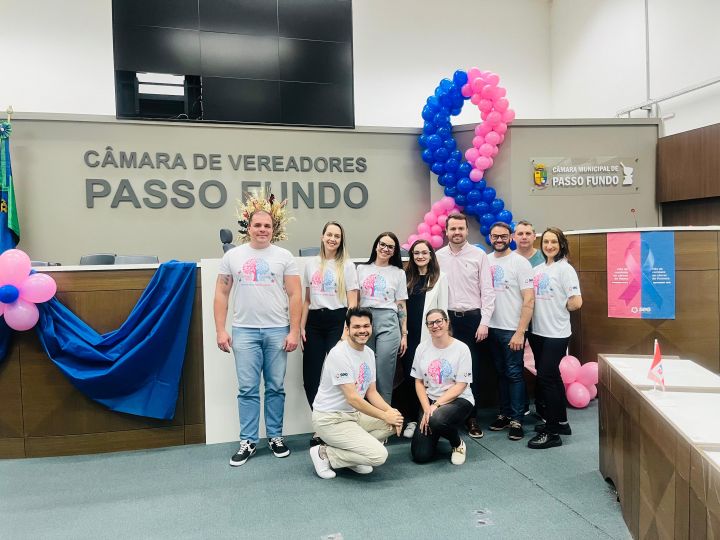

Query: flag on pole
left=647, top=338, right=665, bottom=388
left=0, top=121, right=20, bottom=253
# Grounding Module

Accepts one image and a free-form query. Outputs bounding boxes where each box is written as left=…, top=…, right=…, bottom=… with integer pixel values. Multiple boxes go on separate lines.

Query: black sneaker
left=527, top=431, right=562, bottom=449
left=268, top=436, right=291, bottom=458
left=534, top=422, right=572, bottom=435
left=229, top=440, right=256, bottom=466
left=508, top=420, right=524, bottom=441
left=489, top=415, right=511, bottom=431
left=466, top=418, right=484, bottom=439
left=309, top=435, right=325, bottom=448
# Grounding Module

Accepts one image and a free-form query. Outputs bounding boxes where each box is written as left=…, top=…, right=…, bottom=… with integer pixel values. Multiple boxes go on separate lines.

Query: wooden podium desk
left=598, top=354, right=720, bottom=539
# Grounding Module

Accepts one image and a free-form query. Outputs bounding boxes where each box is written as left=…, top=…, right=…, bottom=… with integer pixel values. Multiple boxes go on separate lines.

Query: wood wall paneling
left=662, top=197, right=720, bottom=227
left=0, top=342, right=23, bottom=438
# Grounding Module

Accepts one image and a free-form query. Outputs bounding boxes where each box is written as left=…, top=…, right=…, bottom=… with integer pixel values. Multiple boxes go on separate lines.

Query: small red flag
left=648, top=339, right=665, bottom=388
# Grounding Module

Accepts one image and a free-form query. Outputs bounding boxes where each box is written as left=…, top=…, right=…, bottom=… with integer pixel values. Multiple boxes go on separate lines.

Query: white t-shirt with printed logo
left=303, top=257, right=359, bottom=310
left=488, top=251, right=534, bottom=331
left=411, top=339, right=474, bottom=405
left=531, top=258, right=581, bottom=338
left=356, top=263, right=408, bottom=311
left=218, top=243, right=299, bottom=328
left=312, top=341, right=377, bottom=413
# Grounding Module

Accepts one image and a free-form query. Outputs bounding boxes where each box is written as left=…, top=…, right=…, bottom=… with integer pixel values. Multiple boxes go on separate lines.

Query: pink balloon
left=491, top=86, right=506, bottom=101
left=0, top=249, right=31, bottom=287
left=587, top=384, right=598, bottom=400
left=476, top=123, right=492, bottom=136
left=485, top=72, right=500, bottom=86
left=4, top=299, right=39, bottom=331
left=480, top=110, right=489, bottom=121
left=471, top=78, right=485, bottom=93
left=475, top=156, right=491, bottom=170
left=494, top=98, right=509, bottom=112
left=0, top=303, right=5, bottom=316
left=560, top=355, right=581, bottom=370
left=432, top=201, right=444, bottom=214
left=474, top=168, right=486, bottom=179
left=491, top=145, right=499, bottom=157
left=576, top=362, right=599, bottom=386
left=20, top=273, right=57, bottom=303
left=486, top=157, right=494, bottom=169
left=560, top=355, right=581, bottom=384
left=408, top=234, right=419, bottom=245
left=419, top=232, right=432, bottom=242
left=469, top=169, right=483, bottom=181
left=480, top=84, right=495, bottom=99
left=460, top=83, right=472, bottom=98
left=430, top=235, right=443, bottom=249
left=485, top=131, right=501, bottom=145
left=566, top=382, right=591, bottom=408
left=465, top=148, right=480, bottom=163
left=478, top=99, right=493, bottom=113
left=495, top=122, right=508, bottom=134
left=486, top=111, right=502, bottom=125
left=502, top=109, right=516, bottom=123
left=470, top=93, right=482, bottom=105
left=479, top=143, right=494, bottom=157
left=401, top=243, right=410, bottom=251
left=498, top=134, right=505, bottom=144
left=417, top=223, right=431, bottom=235
left=437, top=215, right=448, bottom=229
left=430, top=224, right=443, bottom=236
left=441, top=197, right=455, bottom=210
left=467, top=67, right=482, bottom=81
left=472, top=136, right=484, bottom=147
left=424, top=212, right=437, bottom=226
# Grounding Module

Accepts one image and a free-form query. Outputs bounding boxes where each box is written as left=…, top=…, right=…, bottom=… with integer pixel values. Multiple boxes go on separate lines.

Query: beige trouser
left=312, top=411, right=394, bottom=470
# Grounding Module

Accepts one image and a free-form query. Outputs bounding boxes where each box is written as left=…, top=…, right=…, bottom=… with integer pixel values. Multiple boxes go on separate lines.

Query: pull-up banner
left=607, top=231, right=675, bottom=319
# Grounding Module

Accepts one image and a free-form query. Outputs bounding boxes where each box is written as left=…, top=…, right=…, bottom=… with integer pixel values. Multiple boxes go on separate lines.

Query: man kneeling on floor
left=310, top=307, right=404, bottom=479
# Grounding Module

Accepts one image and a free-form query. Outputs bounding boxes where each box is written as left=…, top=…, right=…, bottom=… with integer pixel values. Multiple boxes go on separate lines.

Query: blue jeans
left=232, top=326, right=289, bottom=443
left=488, top=328, right=526, bottom=422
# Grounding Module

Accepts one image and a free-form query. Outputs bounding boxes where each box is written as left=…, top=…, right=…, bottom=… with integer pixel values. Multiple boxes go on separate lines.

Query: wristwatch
left=434, top=401, right=442, bottom=408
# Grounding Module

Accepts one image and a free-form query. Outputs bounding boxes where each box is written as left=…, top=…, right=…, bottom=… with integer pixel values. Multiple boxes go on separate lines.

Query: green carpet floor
left=0, top=402, right=630, bottom=539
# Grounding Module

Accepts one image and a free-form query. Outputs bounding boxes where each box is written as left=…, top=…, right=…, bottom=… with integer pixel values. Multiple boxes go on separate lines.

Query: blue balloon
left=421, top=149, right=434, bottom=163
left=456, top=178, right=473, bottom=194
left=427, top=96, right=440, bottom=108
left=454, top=194, right=467, bottom=206
left=433, top=112, right=449, bottom=125
left=449, top=149, right=462, bottom=161
left=475, top=179, right=487, bottom=190
left=490, top=198, right=505, bottom=213
left=0, top=284, right=19, bottom=304
left=427, top=135, right=442, bottom=150
left=439, top=94, right=453, bottom=108
left=418, top=135, right=428, bottom=148
left=434, top=86, right=445, bottom=98
left=457, top=162, right=472, bottom=176
left=423, top=122, right=437, bottom=135
left=444, top=174, right=458, bottom=188
left=443, top=139, right=457, bottom=151
left=510, top=221, right=517, bottom=231
left=445, top=159, right=460, bottom=173
left=509, top=240, right=517, bottom=250
left=444, top=186, right=458, bottom=198
left=485, top=234, right=492, bottom=246
left=497, top=210, right=513, bottom=223
left=480, top=224, right=491, bottom=236
left=464, top=204, right=478, bottom=216
left=431, top=162, right=445, bottom=175
left=475, top=201, right=490, bottom=215
left=436, top=126, right=451, bottom=140
left=433, top=147, right=450, bottom=162
left=466, top=189, right=482, bottom=204
left=440, top=78, right=454, bottom=92
left=450, top=107, right=462, bottom=116
left=453, top=70, right=468, bottom=86
left=421, top=107, right=435, bottom=122
left=482, top=187, right=497, bottom=202
left=480, top=212, right=495, bottom=226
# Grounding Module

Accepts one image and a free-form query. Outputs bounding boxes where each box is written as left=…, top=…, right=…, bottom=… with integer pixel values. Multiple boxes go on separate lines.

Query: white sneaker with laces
left=310, top=445, right=336, bottom=479
left=403, top=422, right=417, bottom=439
left=348, top=464, right=373, bottom=474
left=451, top=439, right=467, bottom=465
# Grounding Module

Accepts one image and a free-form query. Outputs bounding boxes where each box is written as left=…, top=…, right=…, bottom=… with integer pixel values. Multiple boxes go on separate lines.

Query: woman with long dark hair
left=301, top=222, right=358, bottom=408
left=527, top=227, right=582, bottom=450
left=357, top=232, right=408, bottom=405
left=393, top=239, right=448, bottom=439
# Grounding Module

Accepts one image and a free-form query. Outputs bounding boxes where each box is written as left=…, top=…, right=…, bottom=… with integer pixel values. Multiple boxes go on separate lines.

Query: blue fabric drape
left=36, top=261, right=197, bottom=420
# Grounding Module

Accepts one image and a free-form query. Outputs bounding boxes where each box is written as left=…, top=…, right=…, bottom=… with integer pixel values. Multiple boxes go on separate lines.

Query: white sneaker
left=451, top=439, right=467, bottom=465
left=348, top=464, right=373, bottom=474
left=403, top=422, right=417, bottom=439
left=310, top=445, right=336, bottom=479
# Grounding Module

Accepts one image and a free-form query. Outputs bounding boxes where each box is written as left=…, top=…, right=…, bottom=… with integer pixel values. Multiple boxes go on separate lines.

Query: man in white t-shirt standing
left=436, top=213, right=495, bottom=439
left=214, top=209, right=302, bottom=467
left=309, top=307, right=404, bottom=479
left=486, top=222, right=535, bottom=441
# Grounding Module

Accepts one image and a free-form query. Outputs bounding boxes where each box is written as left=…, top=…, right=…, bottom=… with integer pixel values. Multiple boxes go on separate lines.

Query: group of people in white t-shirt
left=214, top=210, right=582, bottom=478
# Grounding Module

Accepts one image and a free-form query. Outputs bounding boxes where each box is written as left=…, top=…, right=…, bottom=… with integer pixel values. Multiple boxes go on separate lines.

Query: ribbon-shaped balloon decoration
left=0, top=249, right=57, bottom=330
left=408, top=68, right=516, bottom=248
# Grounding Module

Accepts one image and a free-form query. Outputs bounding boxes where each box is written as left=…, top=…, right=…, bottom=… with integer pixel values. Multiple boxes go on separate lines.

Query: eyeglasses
left=412, top=250, right=430, bottom=257
left=378, top=241, right=396, bottom=252
left=425, top=318, right=446, bottom=327
left=490, top=234, right=510, bottom=241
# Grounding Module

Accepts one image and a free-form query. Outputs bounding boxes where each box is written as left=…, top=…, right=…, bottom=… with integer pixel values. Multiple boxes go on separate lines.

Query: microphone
left=630, top=208, right=638, bottom=228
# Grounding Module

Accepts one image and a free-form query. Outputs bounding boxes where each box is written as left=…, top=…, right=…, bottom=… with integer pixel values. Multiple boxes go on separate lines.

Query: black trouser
left=411, top=398, right=473, bottom=463
left=303, top=308, right=346, bottom=407
left=449, top=310, right=495, bottom=416
left=391, top=333, right=421, bottom=422
left=528, top=333, right=570, bottom=433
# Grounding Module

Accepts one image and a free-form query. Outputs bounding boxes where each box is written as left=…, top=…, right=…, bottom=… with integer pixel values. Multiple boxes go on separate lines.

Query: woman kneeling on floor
left=411, top=309, right=474, bottom=465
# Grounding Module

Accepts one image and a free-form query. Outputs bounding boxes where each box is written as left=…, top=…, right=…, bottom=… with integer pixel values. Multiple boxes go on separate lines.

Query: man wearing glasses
left=436, top=213, right=495, bottom=439
left=486, top=222, right=535, bottom=441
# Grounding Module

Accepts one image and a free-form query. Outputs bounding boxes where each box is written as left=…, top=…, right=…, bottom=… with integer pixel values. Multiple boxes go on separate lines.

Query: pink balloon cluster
left=0, top=249, right=57, bottom=331
left=559, top=356, right=599, bottom=408
left=402, top=196, right=462, bottom=251
left=460, top=68, right=516, bottom=181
